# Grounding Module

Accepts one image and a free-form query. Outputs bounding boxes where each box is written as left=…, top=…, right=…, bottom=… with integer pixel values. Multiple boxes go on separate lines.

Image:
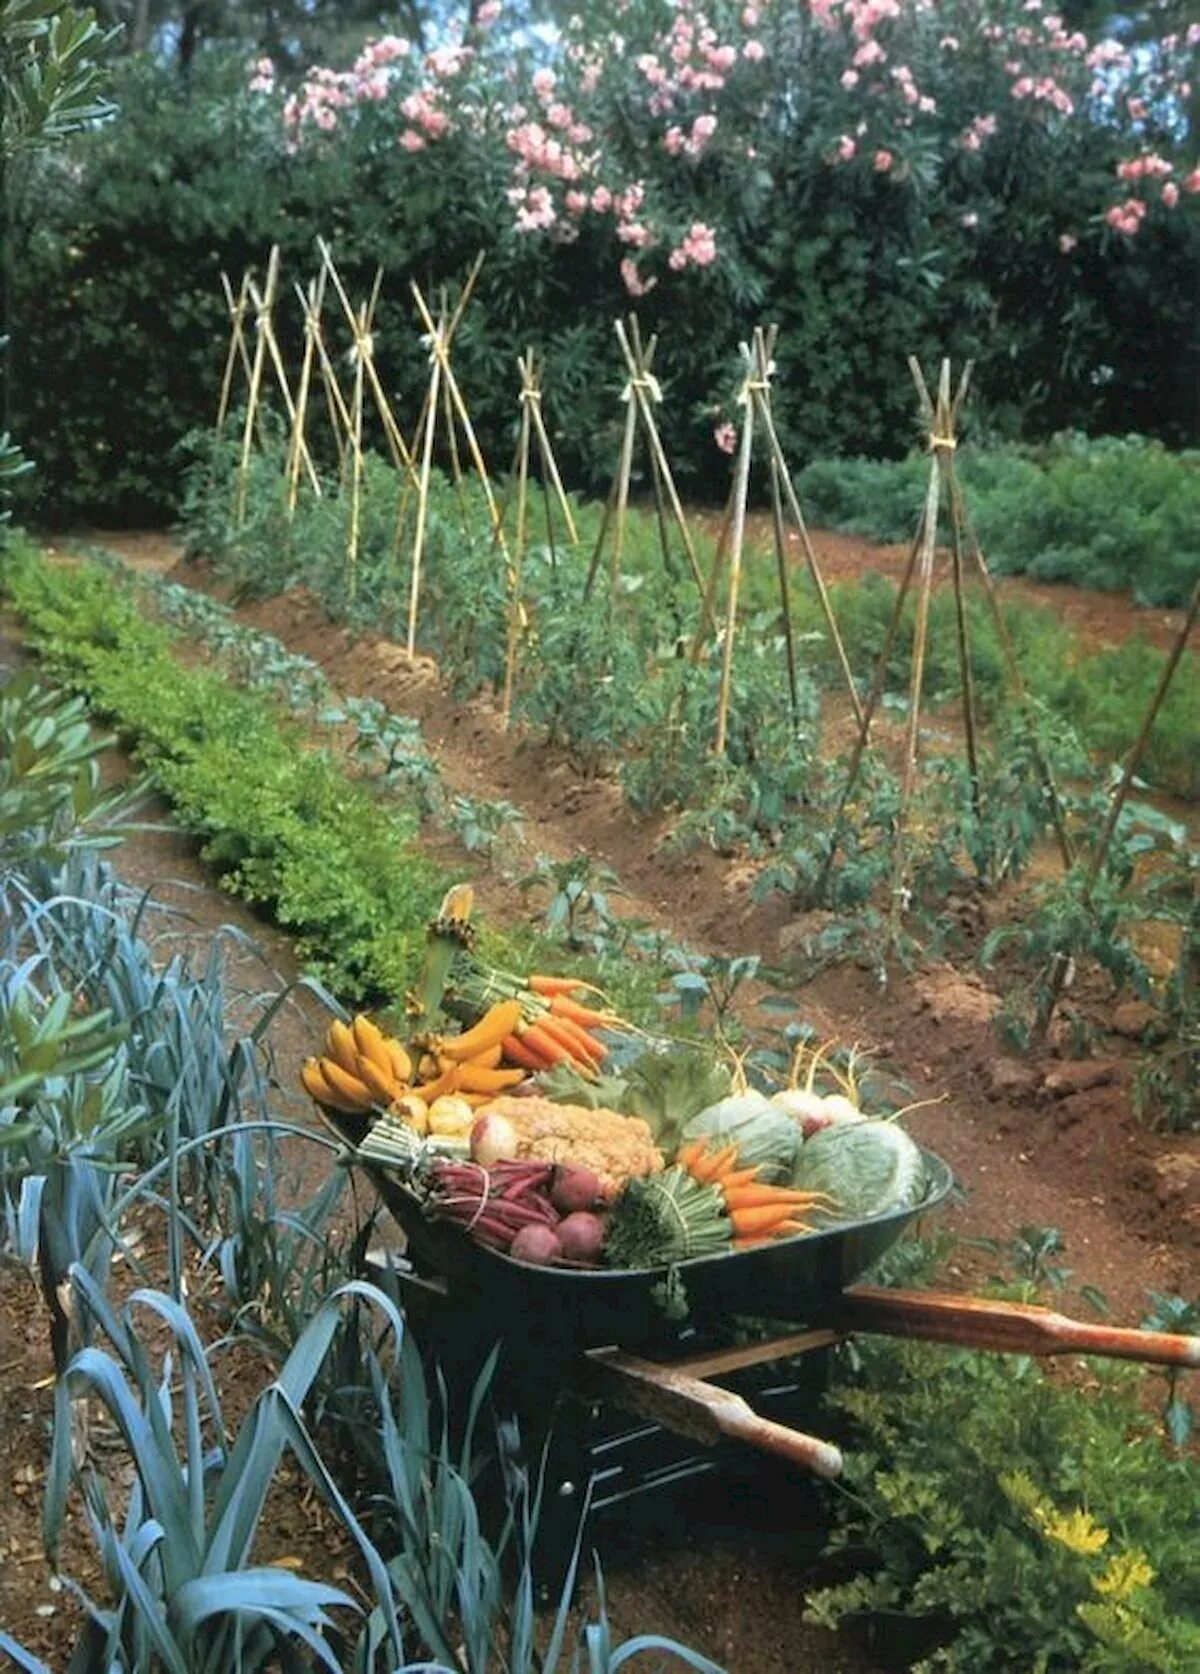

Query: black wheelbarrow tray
left=353, top=1145, right=1200, bottom=1483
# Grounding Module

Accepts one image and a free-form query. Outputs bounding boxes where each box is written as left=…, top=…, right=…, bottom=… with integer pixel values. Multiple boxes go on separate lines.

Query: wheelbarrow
left=348, top=1141, right=1200, bottom=1583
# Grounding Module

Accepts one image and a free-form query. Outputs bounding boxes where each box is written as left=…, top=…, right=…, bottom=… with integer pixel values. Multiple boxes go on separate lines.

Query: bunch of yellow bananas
left=301, top=1015, right=412, bottom=1115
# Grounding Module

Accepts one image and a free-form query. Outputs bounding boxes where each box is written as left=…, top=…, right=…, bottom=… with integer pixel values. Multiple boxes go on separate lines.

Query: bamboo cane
left=246, top=272, right=322, bottom=499
left=286, top=269, right=327, bottom=519
left=234, top=245, right=279, bottom=527
left=525, top=361, right=579, bottom=547
left=748, top=376, right=862, bottom=725
left=887, top=359, right=952, bottom=940
left=317, top=238, right=419, bottom=484
left=346, top=300, right=367, bottom=603
left=714, top=349, right=757, bottom=758
left=406, top=314, right=444, bottom=658
left=216, top=270, right=252, bottom=436
left=410, top=282, right=509, bottom=555
left=500, top=353, right=534, bottom=728
left=613, top=317, right=713, bottom=625
left=756, top=326, right=802, bottom=733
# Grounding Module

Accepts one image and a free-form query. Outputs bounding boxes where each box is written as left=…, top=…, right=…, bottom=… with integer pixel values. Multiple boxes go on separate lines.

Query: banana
left=352, top=1015, right=394, bottom=1077
left=357, top=1056, right=401, bottom=1105
left=301, top=1058, right=364, bottom=1115
left=453, top=1061, right=527, bottom=1095
left=325, top=1020, right=361, bottom=1078
left=385, top=1037, right=413, bottom=1086
left=438, top=1000, right=524, bottom=1064
left=319, top=1057, right=378, bottom=1111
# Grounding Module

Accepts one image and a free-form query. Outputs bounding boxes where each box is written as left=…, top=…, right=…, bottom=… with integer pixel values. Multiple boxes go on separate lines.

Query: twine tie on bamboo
left=621, top=371, right=663, bottom=404
left=929, top=434, right=957, bottom=452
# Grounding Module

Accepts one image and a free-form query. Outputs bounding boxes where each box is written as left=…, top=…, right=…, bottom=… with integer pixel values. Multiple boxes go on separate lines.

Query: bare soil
left=5, top=527, right=1197, bottom=1671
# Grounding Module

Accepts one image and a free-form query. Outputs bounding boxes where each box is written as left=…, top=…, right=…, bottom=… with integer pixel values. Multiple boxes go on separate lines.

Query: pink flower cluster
left=668, top=221, right=718, bottom=269
left=1105, top=197, right=1147, bottom=236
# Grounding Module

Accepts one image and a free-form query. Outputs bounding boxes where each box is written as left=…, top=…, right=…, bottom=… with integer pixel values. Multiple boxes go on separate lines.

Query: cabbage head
left=791, top=1121, right=926, bottom=1221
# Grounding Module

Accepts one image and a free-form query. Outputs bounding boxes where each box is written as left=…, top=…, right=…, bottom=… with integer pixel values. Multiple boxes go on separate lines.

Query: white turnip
left=470, top=1112, right=519, bottom=1167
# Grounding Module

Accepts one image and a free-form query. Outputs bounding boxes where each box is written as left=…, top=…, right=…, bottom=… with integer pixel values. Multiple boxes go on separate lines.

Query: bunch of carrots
left=677, top=1138, right=830, bottom=1248
left=435, top=969, right=627, bottom=1082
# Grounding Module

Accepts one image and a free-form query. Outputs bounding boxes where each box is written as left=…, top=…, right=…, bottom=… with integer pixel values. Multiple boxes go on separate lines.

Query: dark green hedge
left=7, top=55, right=1199, bottom=525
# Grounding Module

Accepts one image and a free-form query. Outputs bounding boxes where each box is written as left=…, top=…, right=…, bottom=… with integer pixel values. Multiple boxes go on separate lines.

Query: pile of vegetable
left=300, top=890, right=933, bottom=1275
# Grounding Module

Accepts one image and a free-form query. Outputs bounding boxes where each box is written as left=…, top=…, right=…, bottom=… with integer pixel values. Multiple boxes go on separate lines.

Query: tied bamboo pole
left=613, top=317, right=713, bottom=626
left=246, top=272, right=322, bottom=500
left=286, top=269, right=327, bottom=519
left=216, top=270, right=253, bottom=436
left=742, top=349, right=862, bottom=726
left=887, top=359, right=956, bottom=940
left=406, top=302, right=445, bottom=658
left=294, top=277, right=352, bottom=466
left=234, top=244, right=280, bottom=527
left=317, top=239, right=419, bottom=487
left=500, top=351, right=535, bottom=728
left=713, top=345, right=758, bottom=758
left=346, top=300, right=368, bottom=603
left=390, top=254, right=485, bottom=575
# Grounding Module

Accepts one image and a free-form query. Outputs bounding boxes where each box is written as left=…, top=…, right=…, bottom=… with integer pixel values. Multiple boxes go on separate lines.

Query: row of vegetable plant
left=0, top=661, right=729, bottom=1671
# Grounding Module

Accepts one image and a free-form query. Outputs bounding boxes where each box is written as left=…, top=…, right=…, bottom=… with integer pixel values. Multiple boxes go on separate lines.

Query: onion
left=556, top=1211, right=606, bottom=1265
left=509, top=1224, right=562, bottom=1265
left=550, top=1166, right=603, bottom=1215
left=470, top=1112, right=519, bottom=1167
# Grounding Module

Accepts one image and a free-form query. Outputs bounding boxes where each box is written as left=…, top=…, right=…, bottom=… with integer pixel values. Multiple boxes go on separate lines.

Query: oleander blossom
left=668, top=220, right=718, bottom=269
left=714, top=421, right=737, bottom=454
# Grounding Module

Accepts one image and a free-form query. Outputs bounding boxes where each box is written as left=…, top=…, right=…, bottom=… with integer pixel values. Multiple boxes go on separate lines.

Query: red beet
left=555, top=1211, right=606, bottom=1264
left=508, top=1224, right=563, bottom=1265
left=550, top=1167, right=603, bottom=1215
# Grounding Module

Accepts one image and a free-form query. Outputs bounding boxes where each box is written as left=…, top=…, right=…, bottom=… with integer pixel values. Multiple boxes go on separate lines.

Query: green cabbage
left=681, top=1092, right=800, bottom=1185
left=791, top=1121, right=927, bottom=1221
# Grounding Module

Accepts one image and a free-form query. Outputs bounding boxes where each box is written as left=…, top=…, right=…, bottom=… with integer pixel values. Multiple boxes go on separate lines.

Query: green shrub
left=1, top=541, right=449, bottom=1003
left=811, top=1331, right=1200, bottom=1671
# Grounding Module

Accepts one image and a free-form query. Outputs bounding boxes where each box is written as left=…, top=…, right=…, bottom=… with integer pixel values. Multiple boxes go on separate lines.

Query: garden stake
left=500, top=351, right=535, bottom=728
left=1033, top=572, right=1199, bottom=1040
left=910, top=358, right=980, bottom=834
left=389, top=255, right=485, bottom=572
left=286, top=269, right=326, bottom=519
left=245, top=272, right=322, bottom=504
left=746, top=351, right=863, bottom=726
left=887, top=358, right=957, bottom=942
left=582, top=354, right=640, bottom=599
left=410, top=281, right=509, bottom=557
left=216, top=270, right=254, bottom=437
left=294, top=277, right=351, bottom=468
left=234, top=244, right=279, bottom=528
left=346, top=300, right=368, bottom=602
left=317, top=238, right=418, bottom=485
left=406, top=298, right=445, bottom=657
left=521, top=352, right=579, bottom=548
left=755, top=324, right=802, bottom=732
left=713, top=344, right=757, bottom=758
left=614, top=316, right=713, bottom=624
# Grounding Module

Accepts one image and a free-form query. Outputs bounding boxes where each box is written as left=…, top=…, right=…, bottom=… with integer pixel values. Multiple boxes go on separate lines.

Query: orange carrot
left=527, top=974, right=586, bottom=997
left=675, top=1139, right=706, bottom=1172
left=722, top=1185, right=823, bottom=1212
left=733, top=1225, right=812, bottom=1249
left=547, top=1013, right=607, bottom=1065
left=548, top=992, right=621, bottom=1030
left=501, top=1032, right=546, bottom=1073
left=535, top=1014, right=598, bottom=1067
left=518, top=1022, right=573, bottom=1068
left=717, top=1164, right=763, bottom=1193
left=690, top=1142, right=739, bottom=1184
left=730, top=1203, right=802, bottom=1237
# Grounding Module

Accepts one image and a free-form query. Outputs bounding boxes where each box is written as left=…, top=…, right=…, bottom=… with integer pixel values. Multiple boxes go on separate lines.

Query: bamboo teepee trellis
left=498, top=348, right=580, bottom=727
left=810, top=357, right=1076, bottom=930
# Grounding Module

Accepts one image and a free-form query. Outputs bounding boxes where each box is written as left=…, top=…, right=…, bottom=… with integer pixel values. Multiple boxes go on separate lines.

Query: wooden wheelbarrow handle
left=828, top=1286, right=1200, bottom=1370
left=581, top=1348, right=843, bottom=1480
